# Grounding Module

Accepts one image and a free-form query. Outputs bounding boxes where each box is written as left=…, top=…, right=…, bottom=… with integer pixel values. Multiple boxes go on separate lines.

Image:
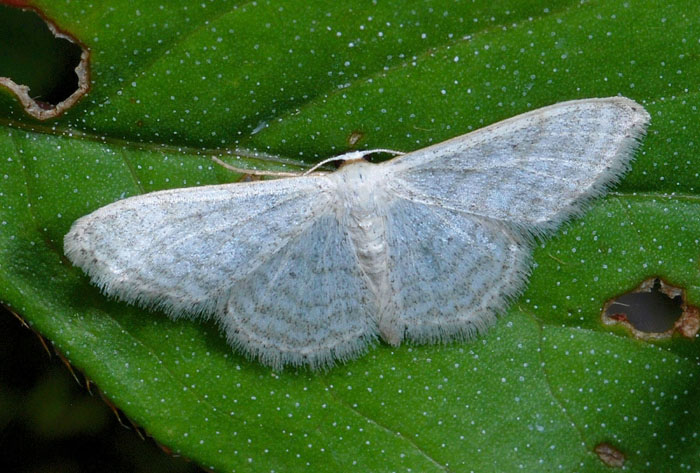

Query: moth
left=64, top=97, right=650, bottom=370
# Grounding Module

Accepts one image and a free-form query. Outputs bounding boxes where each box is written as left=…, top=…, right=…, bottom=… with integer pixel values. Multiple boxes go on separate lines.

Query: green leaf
left=1, top=0, right=699, bottom=471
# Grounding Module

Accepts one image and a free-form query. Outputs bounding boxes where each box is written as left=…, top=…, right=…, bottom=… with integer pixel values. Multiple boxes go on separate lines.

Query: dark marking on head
left=235, top=173, right=263, bottom=183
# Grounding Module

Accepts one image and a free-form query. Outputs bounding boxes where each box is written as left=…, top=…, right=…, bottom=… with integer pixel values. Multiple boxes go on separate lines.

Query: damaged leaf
left=0, top=4, right=89, bottom=119
left=603, top=277, right=699, bottom=340
left=0, top=1, right=699, bottom=472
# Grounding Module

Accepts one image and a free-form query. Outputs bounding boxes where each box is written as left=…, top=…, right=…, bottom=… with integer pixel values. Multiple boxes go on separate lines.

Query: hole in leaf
left=602, top=277, right=699, bottom=340
left=0, top=3, right=89, bottom=119
left=594, top=442, right=625, bottom=468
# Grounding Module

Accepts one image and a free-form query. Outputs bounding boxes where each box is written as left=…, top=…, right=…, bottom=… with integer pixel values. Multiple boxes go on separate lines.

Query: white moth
left=64, top=97, right=650, bottom=370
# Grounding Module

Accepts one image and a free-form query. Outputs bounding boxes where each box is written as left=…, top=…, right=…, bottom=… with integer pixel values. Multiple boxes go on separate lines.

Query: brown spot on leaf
left=347, top=130, right=364, bottom=147
left=594, top=442, right=625, bottom=467
left=602, top=277, right=699, bottom=340
left=0, top=4, right=90, bottom=119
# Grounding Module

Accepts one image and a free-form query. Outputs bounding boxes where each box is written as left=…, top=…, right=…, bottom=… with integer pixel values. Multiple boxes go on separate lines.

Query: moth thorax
left=333, top=161, right=391, bottom=299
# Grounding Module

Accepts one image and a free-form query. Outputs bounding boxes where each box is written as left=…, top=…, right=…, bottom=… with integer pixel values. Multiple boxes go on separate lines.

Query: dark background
left=0, top=306, right=203, bottom=473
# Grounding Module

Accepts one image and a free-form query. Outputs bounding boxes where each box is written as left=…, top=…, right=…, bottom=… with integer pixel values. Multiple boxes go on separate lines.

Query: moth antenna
left=212, top=156, right=301, bottom=177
